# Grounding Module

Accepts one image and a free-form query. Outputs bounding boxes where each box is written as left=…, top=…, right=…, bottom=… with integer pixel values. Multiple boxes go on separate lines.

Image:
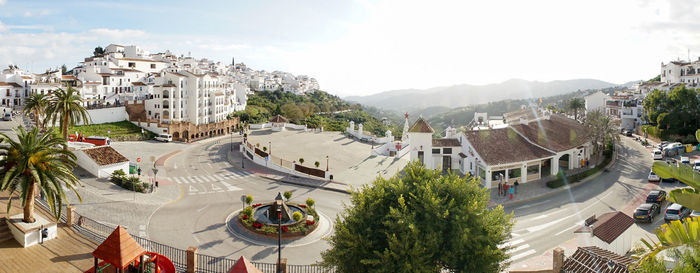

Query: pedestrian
left=498, top=181, right=503, bottom=196
left=509, top=186, right=514, bottom=200
left=514, top=180, right=519, bottom=194
left=503, top=183, right=509, bottom=197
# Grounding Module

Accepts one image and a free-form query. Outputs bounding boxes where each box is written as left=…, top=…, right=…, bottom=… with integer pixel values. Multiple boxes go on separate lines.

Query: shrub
left=306, top=198, right=315, bottom=208
left=299, top=158, right=304, bottom=165
left=314, top=161, right=320, bottom=168
left=112, top=169, right=126, bottom=177
left=245, top=195, right=253, bottom=205
left=292, top=211, right=302, bottom=221
left=283, top=191, right=292, bottom=200
left=243, top=206, right=253, bottom=217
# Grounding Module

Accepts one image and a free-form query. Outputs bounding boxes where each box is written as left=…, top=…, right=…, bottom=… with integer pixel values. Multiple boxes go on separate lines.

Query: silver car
left=665, top=203, right=691, bottom=222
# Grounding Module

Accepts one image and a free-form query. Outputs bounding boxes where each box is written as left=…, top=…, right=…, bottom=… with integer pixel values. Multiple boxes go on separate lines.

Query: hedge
left=546, top=154, right=612, bottom=189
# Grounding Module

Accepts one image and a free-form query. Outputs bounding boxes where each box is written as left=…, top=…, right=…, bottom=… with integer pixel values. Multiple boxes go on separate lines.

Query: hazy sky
left=0, top=0, right=698, bottom=96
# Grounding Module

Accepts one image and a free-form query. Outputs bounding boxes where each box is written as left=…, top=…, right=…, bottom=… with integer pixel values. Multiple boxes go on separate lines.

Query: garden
left=237, top=191, right=319, bottom=237
left=67, top=120, right=156, bottom=141
left=110, top=169, right=150, bottom=193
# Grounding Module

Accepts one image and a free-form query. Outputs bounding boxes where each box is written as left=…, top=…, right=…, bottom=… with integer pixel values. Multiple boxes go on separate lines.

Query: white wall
left=74, top=149, right=129, bottom=178
left=130, top=121, right=168, bottom=135
left=83, top=107, right=128, bottom=125
left=240, top=143, right=330, bottom=180
left=576, top=228, right=633, bottom=256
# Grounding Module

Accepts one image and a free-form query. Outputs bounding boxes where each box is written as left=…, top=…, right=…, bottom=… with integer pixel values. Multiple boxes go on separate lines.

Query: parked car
left=664, top=203, right=691, bottom=222
left=634, top=203, right=661, bottom=223
left=155, top=133, right=173, bottom=142
left=3, top=112, right=11, bottom=121
left=694, top=160, right=700, bottom=172
left=658, top=141, right=668, bottom=150
left=680, top=157, right=691, bottom=165
left=652, top=149, right=663, bottom=160
left=625, top=130, right=633, bottom=137
left=661, top=177, right=678, bottom=183
left=648, top=171, right=661, bottom=182
left=645, top=190, right=666, bottom=204
left=690, top=210, right=700, bottom=218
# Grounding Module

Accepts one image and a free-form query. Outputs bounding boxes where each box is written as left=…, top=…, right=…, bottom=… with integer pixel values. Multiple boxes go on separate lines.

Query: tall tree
left=321, top=162, right=513, bottom=272
left=583, top=109, right=619, bottom=156
left=23, top=93, right=49, bottom=130
left=568, top=97, right=585, bottom=121
left=60, top=64, right=68, bottom=75
left=46, top=86, right=91, bottom=144
left=0, top=127, right=82, bottom=222
left=93, top=46, right=104, bottom=57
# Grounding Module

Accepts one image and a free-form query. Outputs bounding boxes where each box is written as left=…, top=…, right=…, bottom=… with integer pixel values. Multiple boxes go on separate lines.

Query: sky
left=0, top=0, right=699, bottom=96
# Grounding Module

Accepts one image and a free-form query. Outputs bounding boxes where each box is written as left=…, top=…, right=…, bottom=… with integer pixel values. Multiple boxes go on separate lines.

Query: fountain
left=237, top=193, right=320, bottom=238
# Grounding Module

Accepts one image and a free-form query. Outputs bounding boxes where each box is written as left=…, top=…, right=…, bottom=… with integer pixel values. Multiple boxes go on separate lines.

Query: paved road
left=505, top=137, right=685, bottom=269
left=147, top=136, right=349, bottom=264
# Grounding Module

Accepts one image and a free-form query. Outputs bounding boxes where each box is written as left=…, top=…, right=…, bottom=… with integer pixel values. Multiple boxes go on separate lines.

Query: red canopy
left=228, top=256, right=263, bottom=273
left=92, top=226, right=147, bottom=269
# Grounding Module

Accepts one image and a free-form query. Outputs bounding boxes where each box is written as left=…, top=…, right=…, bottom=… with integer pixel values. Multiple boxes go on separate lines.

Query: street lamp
left=326, top=155, right=329, bottom=171
left=275, top=192, right=283, bottom=273
left=269, top=141, right=271, bottom=155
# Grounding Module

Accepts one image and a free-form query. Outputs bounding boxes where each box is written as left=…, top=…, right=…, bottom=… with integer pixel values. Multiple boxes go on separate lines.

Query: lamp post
left=269, top=141, right=271, bottom=155
left=275, top=193, right=283, bottom=273
left=326, top=155, right=329, bottom=171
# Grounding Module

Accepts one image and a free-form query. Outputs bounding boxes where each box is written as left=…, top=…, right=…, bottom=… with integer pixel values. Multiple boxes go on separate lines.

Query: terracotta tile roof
left=228, top=256, right=263, bottom=273
left=82, top=146, right=129, bottom=166
left=511, top=114, right=589, bottom=152
left=61, top=75, right=78, bottom=80
left=21, top=76, right=33, bottom=79
left=0, top=82, right=23, bottom=88
left=161, top=84, right=176, bottom=88
left=574, top=211, right=634, bottom=244
left=131, top=82, right=146, bottom=86
left=269, top=115, right=288, bottom=123
left=561, top=246, right=633, bottom=273
left=432, top=138, right=461, bottom=147
left=92, top=226, right=147, bottom=269
left=463, top=128, right=554, bottom=165
left=408, top=117, right=435, bottom=133
left=504, top=107, right=541, bottom=123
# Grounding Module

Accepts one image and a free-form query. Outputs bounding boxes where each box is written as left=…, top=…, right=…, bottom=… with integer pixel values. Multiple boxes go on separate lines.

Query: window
left=432, top=148, right=440, bottom=154
left=151, top=64, right=156, bottom=69
left=128, top=62, right=136, bottom=68
left=443, top=148, right=452, bottom=154
left=527, top=165, right=539, bottom=175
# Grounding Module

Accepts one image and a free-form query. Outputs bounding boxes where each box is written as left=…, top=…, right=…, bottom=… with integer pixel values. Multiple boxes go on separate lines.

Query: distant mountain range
left=345, top=79, right=627, bottom=112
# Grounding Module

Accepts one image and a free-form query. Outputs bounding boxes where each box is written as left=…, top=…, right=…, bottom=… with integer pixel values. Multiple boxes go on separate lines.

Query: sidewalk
left=227, top=142, right=351, bottom=194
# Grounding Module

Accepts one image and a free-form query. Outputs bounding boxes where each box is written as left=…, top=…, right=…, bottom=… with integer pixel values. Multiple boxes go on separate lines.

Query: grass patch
left=546, top=154, right=613, bottom=188
left=62, top=121, right=156, bottom=141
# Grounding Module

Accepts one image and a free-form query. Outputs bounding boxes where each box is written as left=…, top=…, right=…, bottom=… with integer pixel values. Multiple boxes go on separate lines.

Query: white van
left=652, top=149, right=663, bottom=160
left=155, top=133, right=172, bottom=142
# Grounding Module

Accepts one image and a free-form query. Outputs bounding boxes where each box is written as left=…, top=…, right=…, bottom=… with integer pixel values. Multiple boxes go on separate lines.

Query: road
left=147, top=136, right=349, bottom=264
left=505, top=137, right=684, bottom=268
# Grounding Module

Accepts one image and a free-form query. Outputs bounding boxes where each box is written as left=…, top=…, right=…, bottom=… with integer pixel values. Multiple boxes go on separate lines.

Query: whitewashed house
left=574, top=211, right=635, bottom=256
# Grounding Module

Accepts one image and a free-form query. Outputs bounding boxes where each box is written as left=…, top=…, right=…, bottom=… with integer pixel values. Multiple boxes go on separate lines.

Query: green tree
left=93, top=46, right=104, bottom=56
left=583, top=109, right=620, bottom=156
left=298, top=158, right=304, bottom=165
left=314, top=161, right=320, bottom=168
left=46, top=86, right=91, bottom=146
left=568, top=97, right=585, bottom=121
left=60, top=64, right=68, bottom=75
left=23, top=93, right=49, bottom=131
left=321, top=162, right=513, bottom=272
left=281, top=103, right=304, bottom=122
left=0, top=127, right=82, bottom=222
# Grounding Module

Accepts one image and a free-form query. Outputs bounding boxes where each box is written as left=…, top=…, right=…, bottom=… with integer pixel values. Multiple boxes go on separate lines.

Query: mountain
left=345, top=79, right=620, bottom=112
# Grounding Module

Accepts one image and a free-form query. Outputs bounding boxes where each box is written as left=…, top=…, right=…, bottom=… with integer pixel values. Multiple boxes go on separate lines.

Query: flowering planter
left=237, top=201, right=319, bottom=239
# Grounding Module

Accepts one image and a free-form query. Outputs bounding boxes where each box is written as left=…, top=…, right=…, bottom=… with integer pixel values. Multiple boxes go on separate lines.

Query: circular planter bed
left=238, top=201, right=319, bottom=239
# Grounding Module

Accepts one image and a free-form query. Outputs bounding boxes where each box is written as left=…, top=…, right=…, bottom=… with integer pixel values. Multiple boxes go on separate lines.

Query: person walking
left=498, top=181, right=503, bottom=196
left=509, top=186, right=514, bottom=200
left=514, top=180, right=519, bottom=194
left=503, top=183, right=509, bottom=197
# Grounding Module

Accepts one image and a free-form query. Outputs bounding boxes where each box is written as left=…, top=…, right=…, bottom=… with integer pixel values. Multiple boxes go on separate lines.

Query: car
left=661, top=177, right=678, bottom=183
left=694, top=160, right=700, bottom=172
left=652, top=149, right=663, bottom=160
left=625, top=130, right=633, bottom=137
left=648, top=171, right=660, bottom=182
left=3, top=112, right=11, bottom=121
left=645, top=190, right=667, bottom=204
left=659, top=141, right=669, bottom=150
left=690, top=210, right=700, bottom=218
left=665, top=203, right=692, bottom=222
left=155, top=133, right=173, bottom=142
left=680, top=157, right=691, bottom=165
left=634, top=203, right=661, bottom=223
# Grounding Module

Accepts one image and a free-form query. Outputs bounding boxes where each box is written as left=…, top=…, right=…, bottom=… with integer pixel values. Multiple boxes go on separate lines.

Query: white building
left=584, top=90, right=610, bottom=114
left=408, top=113, right=593, bottom=188
left=574, top=211, right=635, bottom=256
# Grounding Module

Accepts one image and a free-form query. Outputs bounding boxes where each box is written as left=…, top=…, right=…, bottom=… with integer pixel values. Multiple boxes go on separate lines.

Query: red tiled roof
left=463, top=127, right=554, bottom=165
left=408, top=117, right=434, bottom=133
left=0, top=82, right=23, bottom=88
left=228, top=256, right=263, bottom=273
left=562, top=246, right=633, bottom=273
left=574, top=211, right=634, bottom=244
left=511, top=114, right=589, bottom=152
left=131, top=82, right=146, bottom=86
left=92, top=226, right=147, bottom=269
left=61, top=75, right=78, bottom=80
left=432, top=138, right=461, bottom=147
left=82, top=146, right=129, bottom=166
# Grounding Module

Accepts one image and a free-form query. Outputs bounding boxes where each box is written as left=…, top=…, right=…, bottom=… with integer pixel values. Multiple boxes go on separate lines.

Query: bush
left=243, top=206, right=253, bottom=217
left=546, top=154, right=613, bottom=189
left=283, top=191, right=292, bottom=200
left=245, top=195, right=253, bottom=205
left=306, top=198, right=315, bottom=208
left=292, top=211, right=303, bottom=221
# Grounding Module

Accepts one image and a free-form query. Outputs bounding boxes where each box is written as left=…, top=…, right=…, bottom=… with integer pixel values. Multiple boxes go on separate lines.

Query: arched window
left=163, top=90, right=169, bottom=98
left=163, top=110, right=170, bottom=119
left=163, top=100, right=169, bottom=109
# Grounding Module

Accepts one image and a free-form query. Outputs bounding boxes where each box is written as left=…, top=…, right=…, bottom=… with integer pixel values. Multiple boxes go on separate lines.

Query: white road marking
left=509, top=249, right=537, bottom=261
left=173, top=177, right=184, bottom=184
left=173, top=163, right=178, bottom=169
left=189, top=185, right=198, bottom=192
left=516, top=191, right=615, bottom=234
left=212, top=174, right=225, bottom=180
left=507, top=244, right=530, bottom=254
left=191, top=176, right=204, bottom=183
left=207, top=163, right=213, bottom=168
left=555, top=223, right=581, bottom=236
left=199, top=176, right=211, bottom=182
left=498, top=239, right=524, bottom=249
left=212, top=184, right=222, bottom=192
left=532, top=214, right=548, bottom=220
left=220, top=181, right=242, bottom=192
left=511, top=233, right=521, bottom=238
left=518, top=200, right=549, bottom=209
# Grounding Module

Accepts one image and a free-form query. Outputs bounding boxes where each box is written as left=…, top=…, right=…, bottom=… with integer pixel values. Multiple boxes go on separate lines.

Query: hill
left=345, top=79, right=619, bottom=112
left=232, top=90, right=399, bottom=137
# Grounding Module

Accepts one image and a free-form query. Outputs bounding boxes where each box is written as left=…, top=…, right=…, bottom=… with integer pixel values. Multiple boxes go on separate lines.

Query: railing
left=196, top=253, right=237, bottom=273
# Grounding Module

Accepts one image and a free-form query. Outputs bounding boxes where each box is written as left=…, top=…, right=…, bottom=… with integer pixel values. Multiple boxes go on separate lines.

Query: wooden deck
left=0, top=192, right=98, bottom=273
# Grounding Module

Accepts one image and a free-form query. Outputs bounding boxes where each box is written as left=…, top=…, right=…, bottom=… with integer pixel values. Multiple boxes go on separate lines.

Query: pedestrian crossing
left=500, top=234, right=537, bottom=264
left=169, top=170, right=252, bottom=184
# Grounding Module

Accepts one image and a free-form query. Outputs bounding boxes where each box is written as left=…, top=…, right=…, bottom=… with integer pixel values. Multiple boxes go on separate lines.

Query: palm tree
left=23, top=93, right=49, bottom=130
left=568, top=98, right=585, bottom=121
left=46, top=86, right=91, bottom=144
left=0, top=127, right=82, bottom=223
